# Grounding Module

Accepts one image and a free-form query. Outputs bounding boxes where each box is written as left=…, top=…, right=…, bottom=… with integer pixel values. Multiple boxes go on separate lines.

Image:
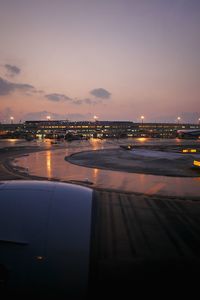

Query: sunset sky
left=0, top=0, right=200, bottom=123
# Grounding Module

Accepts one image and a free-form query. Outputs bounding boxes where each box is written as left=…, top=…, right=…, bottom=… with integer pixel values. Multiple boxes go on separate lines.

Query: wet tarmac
left=10, top=138, right=200, bottom=198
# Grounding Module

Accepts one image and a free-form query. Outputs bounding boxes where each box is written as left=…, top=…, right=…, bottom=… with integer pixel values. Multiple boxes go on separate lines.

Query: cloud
left=31, top=89, right=44, bottom=94
left=22, top=110, right=91, bottom=121
left=0, top=76, right=111, bottom=110
left=73, top=98, right=102, bottom=105
left=0, top=77, right=34, bottom=96
left=73, top=99, right=83, bottom=105
left=23, top=110, right=60, bottom=120
left=45, top=94, right=102, bottom=105
left=90, top=88, right=111, bottom=99
left=4, top=64, right=21, bottom=77
left=84, top=98, right=93, bottom=104
left=73, top=98, right=99, bottom=105
left=45, top=93, right=72, bottom=102
left=84, top=98, right=100, bottom=104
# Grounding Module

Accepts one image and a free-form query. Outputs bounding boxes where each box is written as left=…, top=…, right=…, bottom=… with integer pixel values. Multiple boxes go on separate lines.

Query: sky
left=0, top=0, right=200, bottom=123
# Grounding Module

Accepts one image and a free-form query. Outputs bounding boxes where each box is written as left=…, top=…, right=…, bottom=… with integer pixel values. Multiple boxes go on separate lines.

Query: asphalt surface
left=1, top=145, right=200, bottom=297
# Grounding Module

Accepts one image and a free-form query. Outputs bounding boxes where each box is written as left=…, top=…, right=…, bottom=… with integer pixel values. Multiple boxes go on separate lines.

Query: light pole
left=198, top=118, right=200, bottom=125
left=177, top=117, right=181, bottom=124
left=140, top=116, right=145, bottom=137
left=93, top=115, right=98, bottom=122
left=93, top=115, right=98, bottom=138
left=46, top=116, right=51, bottom=121
left=141, top=115, right=144, bottom=124
left=10, top=116, right=14, bottom=124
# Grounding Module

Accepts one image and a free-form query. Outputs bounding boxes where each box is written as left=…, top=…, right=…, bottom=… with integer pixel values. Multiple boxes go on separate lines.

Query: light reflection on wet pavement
left=12, top=138, right=200, bottom=197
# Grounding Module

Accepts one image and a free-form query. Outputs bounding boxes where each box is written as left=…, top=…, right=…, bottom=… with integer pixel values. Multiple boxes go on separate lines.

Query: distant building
left=0, top=120, right=200, bottom=139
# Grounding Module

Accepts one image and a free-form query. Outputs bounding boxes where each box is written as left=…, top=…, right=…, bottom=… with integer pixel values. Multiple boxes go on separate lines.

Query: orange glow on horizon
left=136, top=137, right=148, bottom=142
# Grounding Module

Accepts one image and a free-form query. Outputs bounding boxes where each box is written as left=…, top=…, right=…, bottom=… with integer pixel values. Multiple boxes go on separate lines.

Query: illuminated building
left=1, top=120, right=200, bottom=139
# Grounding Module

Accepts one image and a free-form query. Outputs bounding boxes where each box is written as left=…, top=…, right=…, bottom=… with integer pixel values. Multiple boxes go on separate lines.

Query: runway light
left=182, top=149, right=197, bottom=153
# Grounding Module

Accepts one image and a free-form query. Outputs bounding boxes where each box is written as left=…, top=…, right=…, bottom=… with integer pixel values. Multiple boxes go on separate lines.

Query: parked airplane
left=177, top=129, right=200, bottom=139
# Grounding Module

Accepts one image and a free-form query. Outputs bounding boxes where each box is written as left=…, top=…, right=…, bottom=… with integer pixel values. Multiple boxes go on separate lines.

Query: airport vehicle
left=193, top=160, right=200, bottom=168
left=120, top=144, right=134, bottom=150
left=182, top=148, right=197, bottom=153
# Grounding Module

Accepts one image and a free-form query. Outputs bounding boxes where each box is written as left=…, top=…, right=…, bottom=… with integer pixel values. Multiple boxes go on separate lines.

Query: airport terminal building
left=0, top=120, right=200, bottom=139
